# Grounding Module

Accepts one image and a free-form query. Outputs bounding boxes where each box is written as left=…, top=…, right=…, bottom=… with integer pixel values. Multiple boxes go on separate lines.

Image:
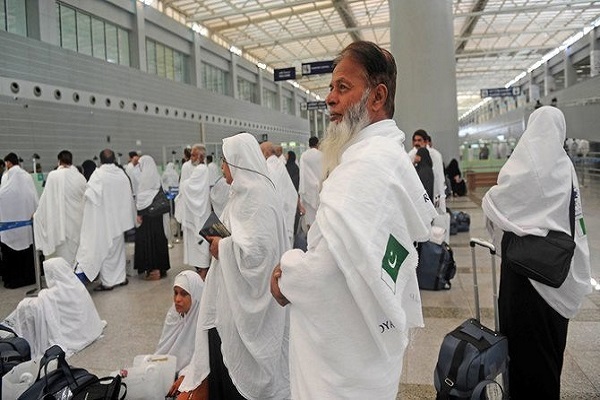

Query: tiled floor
left=1, top=186, right=599, bottom=399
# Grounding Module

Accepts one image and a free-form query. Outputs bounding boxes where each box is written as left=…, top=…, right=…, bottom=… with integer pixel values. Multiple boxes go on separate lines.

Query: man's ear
left=371, top=83, right=388, bottom=112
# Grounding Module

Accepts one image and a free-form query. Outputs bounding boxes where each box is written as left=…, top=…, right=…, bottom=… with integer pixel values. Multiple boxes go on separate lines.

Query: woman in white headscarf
left=135, top=155, right=170, bottom=280
left=482, top=106, right=591, bottom=399
left=157, top=270, right=205, bottom=373
left=2, top=257, right=106, bottom=359
left=178, top=133, right=290, bottom=400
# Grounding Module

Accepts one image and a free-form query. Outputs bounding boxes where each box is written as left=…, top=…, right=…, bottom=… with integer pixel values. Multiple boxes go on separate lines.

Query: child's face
left=173, top=286, right=192, bottom=315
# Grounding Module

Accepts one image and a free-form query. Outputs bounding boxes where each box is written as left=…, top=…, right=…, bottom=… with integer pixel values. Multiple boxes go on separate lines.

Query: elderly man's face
left=326, top=56, right=370, bottom=124
left=190, top=148, right=200, bottom=164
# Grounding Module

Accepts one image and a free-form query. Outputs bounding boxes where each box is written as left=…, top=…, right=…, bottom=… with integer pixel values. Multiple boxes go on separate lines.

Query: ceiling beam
left=455, top=0, right=489, bottom=54
left=454, top=0, right=600, bottom=18
left=187, top=0, right=330, bottom=23
left=332, top=0, right=362, bottom=42
left=240, top=22, right=388, bottom=49
left=455, top=45, right=555, bottom=58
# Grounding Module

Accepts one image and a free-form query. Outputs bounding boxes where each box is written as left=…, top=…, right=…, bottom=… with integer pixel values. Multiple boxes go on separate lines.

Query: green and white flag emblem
left=381, top=234, right=409, bottom=292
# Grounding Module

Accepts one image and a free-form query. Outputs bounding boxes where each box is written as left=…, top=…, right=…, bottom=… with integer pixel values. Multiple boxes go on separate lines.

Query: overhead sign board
left=480, top=87, right=521, bottom=98
left=303, top=101, right=328, bottom=111
left=301, top=60, right=334, bottom=76
left=274, top=67, right=296, bottom=81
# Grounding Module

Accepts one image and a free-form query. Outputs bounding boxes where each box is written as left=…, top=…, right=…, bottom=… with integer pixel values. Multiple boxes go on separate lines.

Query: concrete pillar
left=230, top=53, right=238, bottom=98
left=390, top=0, right=458, bottom=162
left=544, top=62, right=554, bottom=95
left=291, top=89, right=298, bottom=116
left=590, top=27, right=600, bottom=77
left=257, top=68, right=264, bottom=106
left=132, top=2, right=146, bottom=71
left=190, top=33, right=203, bottom=88
left=528, top=72, right=540, bottom=102
left=564, top=50, right=577, bottom=88
left=26, top=0, right=59, bottom=45
left=276, top=82, right=283, bottom=112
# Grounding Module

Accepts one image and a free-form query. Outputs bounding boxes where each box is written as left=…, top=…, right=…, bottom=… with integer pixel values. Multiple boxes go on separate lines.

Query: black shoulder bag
left=503, top=184, right=576, bottom=288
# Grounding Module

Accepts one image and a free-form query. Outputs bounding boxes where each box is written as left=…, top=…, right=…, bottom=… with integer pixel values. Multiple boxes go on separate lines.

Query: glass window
left=117, top=28, right=129, bottom=66
left=238, top=76, right=257, bottom=104
left=173, top=51, right=183, bottom=82
left=202, top=63, right=228, bottom=95
left=6, top=0, right=26, bottom=36
left=91, top=17, right=105, bottom=59
left=76, top=13, right=92, bottom=56
left=165, top=47, right=174, bottom=80
left=59, top=5, right=76, bottom=51
left=1, top=0, right=6, bottom=31
left=105, top=24, right=118, bottom=64
left=282, top=96, right=293, bottom=115
left=156, top=43, right=166, bottom=77
left=146, top=40, right=157, bottom=74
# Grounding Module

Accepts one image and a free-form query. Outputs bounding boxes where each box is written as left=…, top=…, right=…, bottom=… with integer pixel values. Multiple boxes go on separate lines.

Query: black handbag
left=503, top=185, right=576, bottom=288
left=143, top=190, right=170, bottom=217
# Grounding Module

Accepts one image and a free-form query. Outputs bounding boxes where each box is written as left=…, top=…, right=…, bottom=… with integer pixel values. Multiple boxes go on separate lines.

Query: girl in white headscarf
left=135, top=155, right=171, bottom=280
left=482, top=106, right=591, bottom=399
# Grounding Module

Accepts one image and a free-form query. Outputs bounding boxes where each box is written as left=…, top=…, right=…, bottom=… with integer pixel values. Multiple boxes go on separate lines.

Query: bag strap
left=438, top=339, right=468, bottom=398
left=36, top=345, right=78, bottom=393
left=569, top=182, right=575, bottom=238
left=470, top=378, right=505, bottom=399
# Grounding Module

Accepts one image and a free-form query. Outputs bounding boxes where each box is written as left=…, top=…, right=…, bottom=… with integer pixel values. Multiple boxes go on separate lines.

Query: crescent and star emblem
left=387, top=251, right=397, bottom=269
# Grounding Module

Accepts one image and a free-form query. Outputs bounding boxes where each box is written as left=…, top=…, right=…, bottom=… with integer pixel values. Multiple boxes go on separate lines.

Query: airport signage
left=301, top=60, right=334, bottom=76
left=302, top=101, right=328, bottom=111
left=480, top=87, right=521, bottom=98
left=274, top=67, right=296, bottom=81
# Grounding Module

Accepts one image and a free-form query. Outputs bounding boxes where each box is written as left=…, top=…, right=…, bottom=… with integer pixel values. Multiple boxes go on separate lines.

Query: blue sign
left=480, top=87, right=521, bottom=98
left=274, top=67, right=296, bottom=81
left=301, top=60, right=334, bottom=76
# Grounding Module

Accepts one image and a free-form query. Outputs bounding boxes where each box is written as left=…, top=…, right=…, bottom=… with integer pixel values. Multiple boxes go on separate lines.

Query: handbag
left=503, top=185, right=576, bottom=288
left=143, top=190, right=171, bottom=217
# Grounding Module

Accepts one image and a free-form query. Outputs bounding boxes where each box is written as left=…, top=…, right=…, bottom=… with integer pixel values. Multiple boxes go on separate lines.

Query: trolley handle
left=469, top=238, right=496, bottom=255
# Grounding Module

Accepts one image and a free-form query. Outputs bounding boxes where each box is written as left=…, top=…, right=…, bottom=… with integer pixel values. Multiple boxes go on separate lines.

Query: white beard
left=321, top=91, right=371, bottom=179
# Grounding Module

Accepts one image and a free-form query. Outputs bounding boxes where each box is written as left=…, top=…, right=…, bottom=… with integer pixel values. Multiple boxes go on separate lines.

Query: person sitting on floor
left=2, top=257, right=106, bottom=359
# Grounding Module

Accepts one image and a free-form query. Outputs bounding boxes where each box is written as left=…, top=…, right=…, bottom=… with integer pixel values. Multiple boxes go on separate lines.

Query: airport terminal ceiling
left=158, top=0, right=600, bottom=117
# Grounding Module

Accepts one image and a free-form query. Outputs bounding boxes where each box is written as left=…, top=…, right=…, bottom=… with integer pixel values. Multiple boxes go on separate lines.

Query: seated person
left=2, top=257, right=106, bottom=359
left=160, top=270, right=208, bottom=400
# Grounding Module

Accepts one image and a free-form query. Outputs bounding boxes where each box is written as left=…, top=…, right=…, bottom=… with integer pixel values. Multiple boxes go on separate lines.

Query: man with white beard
left=180, top=144, right=204, bottom=183
left=34, top=150, right=87, bottom=266
left=271, top=41, right=437, bottom=399
left=260, top=141, right=297, bottom=247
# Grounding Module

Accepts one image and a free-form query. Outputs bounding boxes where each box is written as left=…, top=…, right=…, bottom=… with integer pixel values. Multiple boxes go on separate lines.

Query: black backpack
left=17, top=345, right=125, bottom=400
left=0, top=324, right=31, bottom=375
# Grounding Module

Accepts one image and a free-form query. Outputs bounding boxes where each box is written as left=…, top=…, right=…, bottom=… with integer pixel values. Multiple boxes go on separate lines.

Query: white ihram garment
left=482, top=106, right=591, bottom=319
left=266, top=154, right=297, bottom=248
left=34, top=166, right=86, bottom=265
left=0, top=165, right=38, bottom=251
left=3, top=257, right=106, bottom=359
left=298, top=147, right=323, bottom=226
left=280, top=120, right=437, bottom=399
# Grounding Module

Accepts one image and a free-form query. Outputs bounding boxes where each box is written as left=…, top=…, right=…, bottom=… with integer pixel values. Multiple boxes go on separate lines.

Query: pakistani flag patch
left=381, top=234, right=409, bottom=292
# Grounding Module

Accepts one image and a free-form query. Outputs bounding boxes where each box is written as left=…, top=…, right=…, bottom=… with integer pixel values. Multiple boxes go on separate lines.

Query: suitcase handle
left=469, top=238, right=499, bottom=331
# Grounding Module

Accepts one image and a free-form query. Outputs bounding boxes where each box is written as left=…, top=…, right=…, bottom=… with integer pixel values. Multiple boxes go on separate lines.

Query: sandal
left=144, top=270, right=161, bottom=281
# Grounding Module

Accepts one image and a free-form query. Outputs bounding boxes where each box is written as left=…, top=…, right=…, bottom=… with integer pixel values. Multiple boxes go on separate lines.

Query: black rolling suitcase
left=416, top=241, right=456, bottom=290
left=434, top=238, right=509, bottom=399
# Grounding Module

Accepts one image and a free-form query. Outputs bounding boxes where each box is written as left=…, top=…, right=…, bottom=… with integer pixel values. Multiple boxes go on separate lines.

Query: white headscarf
left=0, top=165, right=39, bottom=250
left=156, top=270, right=204, bottom=373
left=136, top=155, right=161, bottom=211
left=482, top=106, right=592, bottom=318
left=183, top=133, right=290, bottom=399
left=3, top=257, right=106, bottom=359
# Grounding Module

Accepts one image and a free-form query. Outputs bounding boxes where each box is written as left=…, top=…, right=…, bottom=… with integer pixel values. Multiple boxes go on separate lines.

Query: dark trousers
left=499, top=234, right=569, bottom=400
left=208, top=328, right=246, bottom=400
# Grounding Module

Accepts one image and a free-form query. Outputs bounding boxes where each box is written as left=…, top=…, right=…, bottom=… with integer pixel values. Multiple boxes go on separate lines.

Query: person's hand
left=271, top=264, right=290, bottom=306
left=207, top=236, right=220, bottom=259
left=167, top=375, right=185, bottom=398
left=298, top=202, right=306, bottom=217
left=136, top=215, right=143, bottom=225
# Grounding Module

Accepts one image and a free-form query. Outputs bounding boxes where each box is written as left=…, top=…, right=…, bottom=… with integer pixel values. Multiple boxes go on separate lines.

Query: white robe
left=210, top=177, right=230, bottom=219
left=125, top=162, right=141, bottom=197
left=279, top=120, right=437, bottom=399
left=175, top=165, right=211, bottom=269
left=181, top=133, right=290, bottom=399
left=207, top=162, right=221, bottom=187
left=428, top=145, right=446, bottom=213
left=161, top=162, right=180, bottom=192
left=482, top=106, right=592, bottom=319
left=156, top=271, right=206, bottom=373
left=0, top=165, right=39, bottom=251
left=76, top=164, right=136, bottom=287
left=266, top=154, right=297, bottom=247
left=2, top=257, right=106, bottom=359
left=179, top=160, right=196, bottom=184
left=33, top=165, right=86, bottom=265
left=298, top=147, right=323, bottom=226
